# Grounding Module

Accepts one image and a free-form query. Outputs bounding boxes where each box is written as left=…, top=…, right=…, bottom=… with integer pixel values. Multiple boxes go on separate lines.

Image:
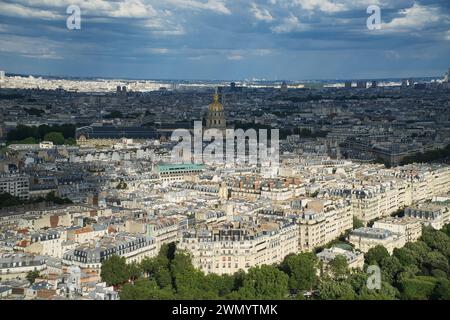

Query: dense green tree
left=421, top=227, right=450, bottom=258
left=128, top=262, right=142, bottom=282
left=441, top=224, right=450, bottom=238
left=353, top=216, right=364, bottom=229
left=317, top=279, right=356, bottom=300
left=423, top=251, right=449, bottom=275
left=399, top=276, right=437, bottom=300
left=26, top=270, right=40, bottom=284
left=365, top=245, right=390, bottom=266
left=403, top=241, right=431, bottom=266
left=357, top=281, right=398, bottom=300
left=431, top=278, right=450, bottom=300
left=280, top=253, right=319, bottom=293
left=0, top=192, right=22, bottom=208
left=396, top=264, right=420, bottom=284
left=13, top=137, right=38, bottom=144
left=379, top=256, right=403, bottom=284
left=120, top=278, right=174, bottom=300
left=43, top=132, right=65, bottom=145
left=393, top=247, right=418, bottom=266
left=237, top=265, right=289, bottom=300
left=328, top=255, right=349, bottom=279
left=101, top=255, right=130, bottom=287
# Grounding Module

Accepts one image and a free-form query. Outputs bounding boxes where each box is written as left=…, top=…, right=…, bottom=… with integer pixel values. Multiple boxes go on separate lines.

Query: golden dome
left=208, top=94, right=224, bottom=112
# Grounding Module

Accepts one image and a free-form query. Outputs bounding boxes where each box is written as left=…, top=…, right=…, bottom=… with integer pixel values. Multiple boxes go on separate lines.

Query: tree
left=141, top=253, right=172, bottom=289
left=26, top=270, right=40, bottom=284
left=328, top=255, right=349, bottom=279
left=101, top=255, right=130, bottom=287
left=0, top=192, right=22, bottom=208
left=365, top=245, right=390, bottom=266
left=399, top=276, right=437, bottom=300
left=379, top=256, right=403, bottom=284
left=353, top=216, right=364, bottom=229
left=393, top=247, right=418, bottom=267
left=119, top=278, right=174, bottom=300
left=402, top=241, right=431, bottom=266
left=43, top=132, right=65, bottom=145
left=421, top=227, right=450, bottom=258
left=357, top=281, right=398, bottom=300
left=280, top=253, right=319, bottom=293
left=317, top=279, right=356, bottom=300
left=431, top=278, right=450, bottom=300
left=237, top=265, right=289, bottom=300
left=127, top=262, right=142, bottom=282
left=423, top=251, right=449, bottom=275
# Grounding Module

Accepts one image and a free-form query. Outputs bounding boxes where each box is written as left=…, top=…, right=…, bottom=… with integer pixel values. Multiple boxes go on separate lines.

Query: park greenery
left=0, top=191, right=73, bottom=209
left=400, top=144, right=450, bottom=166
left=6, top=124, right=77, bottom=145
left=100, top=224, right=450, bottom=300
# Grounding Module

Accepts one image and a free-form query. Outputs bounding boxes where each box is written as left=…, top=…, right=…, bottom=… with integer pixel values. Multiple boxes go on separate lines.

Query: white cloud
left=293, top=0, right=346, bottom=13
left=445, top=31, right=450, bottom=41
left=382, top=3, right=443, bottom=31
left=250, top=3, right=274, bottom=22
left=163, top=0, right=231, bottom=15
left=110, top=0, right=157, bottom=18
left=0, top=2, right=62, bottom=19
left=143, top=47, right=170, bottom=54
left=271, top=14, right=306, bottom=33
left=0, top=34, right=63, bottom=59
left=277, top=0, right=382, bottom=13
left=227, top=54, right=243, bottom=60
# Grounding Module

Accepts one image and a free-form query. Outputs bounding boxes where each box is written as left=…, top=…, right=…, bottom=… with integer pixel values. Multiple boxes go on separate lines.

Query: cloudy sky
left=0, top=0, right=449, bottom=80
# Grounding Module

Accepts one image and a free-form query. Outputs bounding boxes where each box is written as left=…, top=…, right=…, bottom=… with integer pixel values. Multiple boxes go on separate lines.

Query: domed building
left=206, top=94, right=226, bottom=131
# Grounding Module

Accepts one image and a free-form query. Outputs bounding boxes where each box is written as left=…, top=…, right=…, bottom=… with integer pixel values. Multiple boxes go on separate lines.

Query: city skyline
left=0, top=0, right=449, bottom=80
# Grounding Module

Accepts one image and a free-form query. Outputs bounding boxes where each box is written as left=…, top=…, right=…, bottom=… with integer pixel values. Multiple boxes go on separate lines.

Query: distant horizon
left=2, top=70, right=446, bottom=84
left=0, top=1, right=448, bottom=81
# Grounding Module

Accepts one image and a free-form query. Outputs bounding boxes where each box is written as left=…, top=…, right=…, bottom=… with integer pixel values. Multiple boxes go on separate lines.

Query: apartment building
left=66, top=225, right=109, bottom=244
left=296, top=199, right=353, bottom=251
left=0, top=253, right=47, bottom=281
left=62, top=233, right=157, bottom=272
left=404, top=202, right=450, bottom=230
left=349, top=227, right=406, bottom=254
left=23, top=230, right=66, bottom=259
left=0, top=174, right=30, bottom=200
left=178, top=218, right=299, bottom=275
left=373, top=217, right=422, bottom=242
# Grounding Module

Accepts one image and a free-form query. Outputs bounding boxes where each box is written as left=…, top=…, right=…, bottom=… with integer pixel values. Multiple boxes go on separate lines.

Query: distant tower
left=206, top=91, right=226, bottom=131
left=0, top=71, right=5, bottom=82
left=356, top=81, right=367, bottom=89
left=344, top=81, right=352, bottom=89
left=116, top=85, right=121, bottom=94
left=371, top=81, right=377, bottom=88
left=280, top=81, right=288, bottom=93
left=401, top=79, right=408, bottom=88
left=408, top=78, right=414, bottom=87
